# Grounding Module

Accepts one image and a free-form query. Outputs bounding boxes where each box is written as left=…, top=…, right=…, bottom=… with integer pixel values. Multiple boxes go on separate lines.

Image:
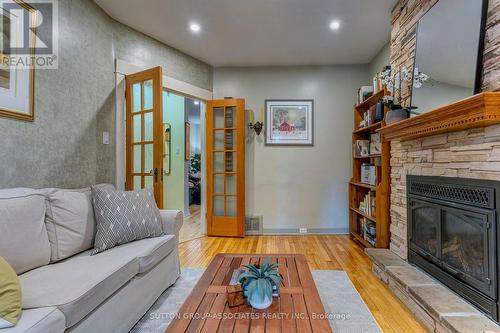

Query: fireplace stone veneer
left=389, top=124, right=500, bottom=259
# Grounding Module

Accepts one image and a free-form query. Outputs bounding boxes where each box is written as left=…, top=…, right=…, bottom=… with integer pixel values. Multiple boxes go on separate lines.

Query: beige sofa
left=0, top=186, right=183, bottom=333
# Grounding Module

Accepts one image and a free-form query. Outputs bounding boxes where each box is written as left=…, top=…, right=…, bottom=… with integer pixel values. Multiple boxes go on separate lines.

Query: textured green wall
left=162, top=92, right=185, bottom=211
left=0, top=0, right=212, bottom=189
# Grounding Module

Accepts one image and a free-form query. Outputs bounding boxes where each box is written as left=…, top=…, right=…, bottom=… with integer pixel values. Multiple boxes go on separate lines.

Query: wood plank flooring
left=179, top=235, right=428, bottom=333
left=179, top=205, right=203, bottom=243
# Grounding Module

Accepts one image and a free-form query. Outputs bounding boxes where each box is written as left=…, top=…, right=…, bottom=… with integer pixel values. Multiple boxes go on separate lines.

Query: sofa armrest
left=159, top=210, right=183, bottom=239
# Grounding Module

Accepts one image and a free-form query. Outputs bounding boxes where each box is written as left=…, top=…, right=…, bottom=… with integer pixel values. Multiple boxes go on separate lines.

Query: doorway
left=117, top=61, right=213, bottom=242
left=162, top=90, right=205, bottom=242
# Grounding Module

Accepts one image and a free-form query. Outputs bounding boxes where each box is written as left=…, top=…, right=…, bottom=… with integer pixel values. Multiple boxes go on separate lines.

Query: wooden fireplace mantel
left=379, top=92, right=500, bottom=141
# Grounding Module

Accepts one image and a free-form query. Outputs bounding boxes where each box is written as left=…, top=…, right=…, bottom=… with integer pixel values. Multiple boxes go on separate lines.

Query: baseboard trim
left=261, top=228, right=349, bottom=235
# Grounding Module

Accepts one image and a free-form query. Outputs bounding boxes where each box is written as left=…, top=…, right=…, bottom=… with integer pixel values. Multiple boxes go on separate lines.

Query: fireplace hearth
left=407, top=175, right=500, bottom=321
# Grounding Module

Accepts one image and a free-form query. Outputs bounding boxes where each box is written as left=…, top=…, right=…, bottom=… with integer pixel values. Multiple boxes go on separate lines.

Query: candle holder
left=249, top=121, right=264, bottom=136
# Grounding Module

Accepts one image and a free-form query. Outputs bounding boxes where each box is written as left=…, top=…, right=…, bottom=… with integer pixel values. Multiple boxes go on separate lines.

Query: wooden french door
left=206, top=99, right=245, bottom=237
left=125, top=66, right=164, bottom=208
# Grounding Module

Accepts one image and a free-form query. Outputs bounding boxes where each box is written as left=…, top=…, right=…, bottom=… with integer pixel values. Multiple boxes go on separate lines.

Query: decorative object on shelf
left=238, top=257, right=283, bottom=310
left=247, top=109, right=264, bottom=136
left=385, top=108, right=409, bottom=125
left=0, top=1, right=35, bottom=121
left=374, top=101, right=385, bottom=123
left=373, top=65, right=392, bottom=94
left=382, top=95, right=419, bottom=125
left=265, top=100, right=313, bottom=146
left=184, top=122, right=190, bottom=161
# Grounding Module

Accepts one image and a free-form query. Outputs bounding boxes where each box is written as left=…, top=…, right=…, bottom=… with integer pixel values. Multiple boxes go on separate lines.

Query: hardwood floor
left=179, top=205, right=204, bottom=243
left=179, top=235, right=428, bottom=333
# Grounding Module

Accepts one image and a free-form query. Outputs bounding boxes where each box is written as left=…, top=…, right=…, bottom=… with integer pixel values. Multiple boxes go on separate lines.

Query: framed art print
left=265, top=100, right=314, bottom=146
left=0, top=1, right=36, bottom=121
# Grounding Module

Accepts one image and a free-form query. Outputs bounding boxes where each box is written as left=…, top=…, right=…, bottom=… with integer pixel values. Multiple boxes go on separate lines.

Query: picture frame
left=265, top=100, right=314, bottom=146
left=185, top=121, right=190, bottom=161
left=0, top=1, right=36, bottom=121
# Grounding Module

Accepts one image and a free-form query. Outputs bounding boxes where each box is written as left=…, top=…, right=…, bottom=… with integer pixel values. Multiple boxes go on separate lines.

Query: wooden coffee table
left=166, top=253, right=333, bottom=332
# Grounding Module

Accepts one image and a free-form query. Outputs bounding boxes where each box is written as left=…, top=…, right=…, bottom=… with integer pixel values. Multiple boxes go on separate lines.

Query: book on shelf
left=354, top=140, right=370, bottom=157
left=369, top=133, right=381, bottom=155
left=358, top=191, right=376, bottom=217
left=361, top=164, right=377, bottom=185
left=357, top=217, right=376, bottom=246
left=354, top=134, right=381, bottom=158
left=356, top=86, right=373, bottom=105
left=358, top=106, right=379, bottom=129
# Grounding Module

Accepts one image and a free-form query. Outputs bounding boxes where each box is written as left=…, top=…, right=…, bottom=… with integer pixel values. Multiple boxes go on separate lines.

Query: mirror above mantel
left=410, top=0, right=489, bottom=115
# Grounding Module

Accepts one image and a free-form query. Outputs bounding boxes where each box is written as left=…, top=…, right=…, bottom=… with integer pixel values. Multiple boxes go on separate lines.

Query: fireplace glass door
left=441, top=207, right=495, bottom=297
left=410, top=198, right=496, bottom=297
left=411, top=201, right=440, bottom=258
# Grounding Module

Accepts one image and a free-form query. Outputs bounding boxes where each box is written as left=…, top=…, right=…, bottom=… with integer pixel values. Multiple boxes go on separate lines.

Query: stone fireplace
left=366, top=93, right=500, bottom=332
left=389, top=124, right=500, bottom=259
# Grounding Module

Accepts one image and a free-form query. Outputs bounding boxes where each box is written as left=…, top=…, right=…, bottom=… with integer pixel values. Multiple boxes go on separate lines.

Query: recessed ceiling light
left=189, top=22, right=201, bottom=33
left=194, top=100, right=200, bottom=105
left=329, top=20, right=341, bottom=31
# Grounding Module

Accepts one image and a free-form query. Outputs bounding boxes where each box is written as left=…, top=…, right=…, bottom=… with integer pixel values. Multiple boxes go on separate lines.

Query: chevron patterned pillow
left=91, top=187, right=163, bottom=255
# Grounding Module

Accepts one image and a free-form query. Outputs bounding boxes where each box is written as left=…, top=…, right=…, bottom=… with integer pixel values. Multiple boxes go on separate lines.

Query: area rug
left=130, top=268, right=381, bottom=333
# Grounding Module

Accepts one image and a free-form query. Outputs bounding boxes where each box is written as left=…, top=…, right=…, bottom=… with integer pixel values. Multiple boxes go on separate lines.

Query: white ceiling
left=95, top=0, right=397, bottom=67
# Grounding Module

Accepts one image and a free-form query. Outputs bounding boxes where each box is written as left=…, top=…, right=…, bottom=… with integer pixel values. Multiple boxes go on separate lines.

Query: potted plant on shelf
left=238, top=257, right=283, bottom=309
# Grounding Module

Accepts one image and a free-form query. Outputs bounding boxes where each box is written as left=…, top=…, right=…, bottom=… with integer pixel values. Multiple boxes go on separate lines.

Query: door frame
left=115, top=59, right=213, bottom=233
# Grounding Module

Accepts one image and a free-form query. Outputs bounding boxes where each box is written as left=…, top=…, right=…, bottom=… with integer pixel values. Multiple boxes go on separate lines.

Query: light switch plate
left=103, top=131, right=109, bottom=145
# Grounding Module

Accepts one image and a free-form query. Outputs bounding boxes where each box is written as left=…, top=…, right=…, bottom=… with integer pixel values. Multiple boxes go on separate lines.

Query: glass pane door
left=125, top=67, right=163, bottom=208
left=131, top=81, right=155, bottom=190
left=207, top=99, right=245, bottom=237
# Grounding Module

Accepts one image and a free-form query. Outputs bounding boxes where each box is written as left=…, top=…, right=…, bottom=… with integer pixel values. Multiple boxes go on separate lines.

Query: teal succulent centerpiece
left=238, top=257, right=283, bottom=309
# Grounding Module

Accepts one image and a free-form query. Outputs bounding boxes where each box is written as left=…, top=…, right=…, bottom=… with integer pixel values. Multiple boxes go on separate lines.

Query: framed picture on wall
left=185, top=122, right=190, bottom=160
left=265, top=100, right=314, bottom=146
left=0, top=1, right=36, bottom=121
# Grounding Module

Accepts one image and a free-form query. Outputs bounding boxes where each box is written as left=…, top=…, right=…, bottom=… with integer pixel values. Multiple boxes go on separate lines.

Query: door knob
left=149, top=168, right=159, bottom=182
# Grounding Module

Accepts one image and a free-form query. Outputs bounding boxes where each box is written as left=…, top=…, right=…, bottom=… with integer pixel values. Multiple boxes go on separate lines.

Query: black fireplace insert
left=407, top=175, right=500, bottom=321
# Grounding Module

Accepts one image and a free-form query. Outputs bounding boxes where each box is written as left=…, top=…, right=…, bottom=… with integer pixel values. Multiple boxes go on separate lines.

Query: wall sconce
left=248, top=108, right=264, bottom=136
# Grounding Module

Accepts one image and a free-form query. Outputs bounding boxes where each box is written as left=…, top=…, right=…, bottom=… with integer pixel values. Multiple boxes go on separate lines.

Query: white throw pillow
left=44, top=184, right=115, bottom=262
left=0, top=188, right=51, bottom=274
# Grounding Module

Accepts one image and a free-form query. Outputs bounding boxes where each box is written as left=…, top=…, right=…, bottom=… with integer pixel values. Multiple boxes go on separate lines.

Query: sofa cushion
left=91, top=187, right=163, bottom=255
left=44, top=184, right=116, bottom=263
left=0, top=188, right=51, bottom=274
left=19, top=235, right=174, bottom=328
left=2, top=307, right=65, bottom=333
left=44, top=188, right=96, bottom=262
left=118, top=235, right=176, bottom=273
left=19, top=246, right=139, bottom=328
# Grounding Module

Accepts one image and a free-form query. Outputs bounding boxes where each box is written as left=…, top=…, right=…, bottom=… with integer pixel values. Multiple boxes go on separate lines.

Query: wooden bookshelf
left=349, top=87, right=391, bottom=249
